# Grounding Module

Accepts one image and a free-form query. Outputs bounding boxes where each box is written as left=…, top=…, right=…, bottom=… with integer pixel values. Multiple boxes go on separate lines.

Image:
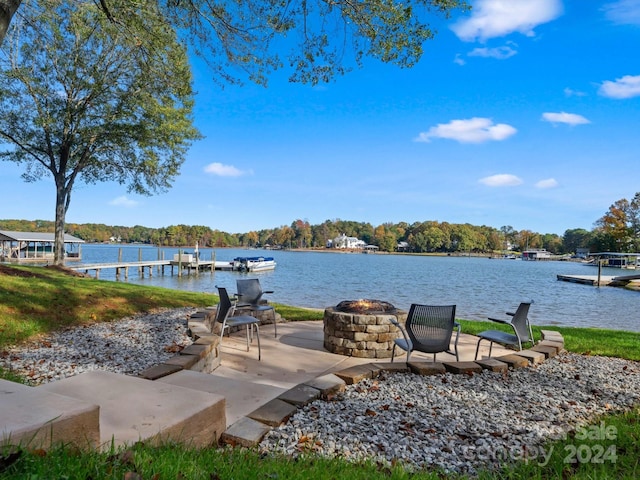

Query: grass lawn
left=1, top=264, right=639, bottom=479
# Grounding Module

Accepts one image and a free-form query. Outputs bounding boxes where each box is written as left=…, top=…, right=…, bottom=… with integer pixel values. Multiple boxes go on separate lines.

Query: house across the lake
left=327, top=233, right=366, bottom=250
left=0, top=230, right=84, bottom=262
left=522, top=249, right=552, bottom=261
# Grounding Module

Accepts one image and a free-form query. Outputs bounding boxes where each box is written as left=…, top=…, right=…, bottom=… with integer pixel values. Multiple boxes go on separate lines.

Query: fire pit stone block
left=323, top=306, right=407, bottom=358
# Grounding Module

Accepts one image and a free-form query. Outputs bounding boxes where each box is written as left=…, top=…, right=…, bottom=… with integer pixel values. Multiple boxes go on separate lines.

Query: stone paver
left=303, top=374, right=346, bottom=397
left=495, top=354, right=529, bottom=368
left=408, top=362, right=446, bottom=375
left=138, top=363, right=183, bottom=380
left=248, top=399, right=299, bottom=427
left=475, top=358, right=509, bottom=373
left=278, top=384, right=322, bottom=406
left=515, top=349, right=546, bottom=365
left=220, top=417, right=271, bottom=447
left=333, top=364, right=381, bottom=384
left=442, top=361, right=483, bottom=374
left=531, top=344, right=558, bottom=359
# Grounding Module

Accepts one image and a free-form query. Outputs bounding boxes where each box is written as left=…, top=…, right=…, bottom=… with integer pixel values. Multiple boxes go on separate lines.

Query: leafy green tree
left=0, top=0, right=200, bottom=263
left=563, top=228, right=592, bottom=254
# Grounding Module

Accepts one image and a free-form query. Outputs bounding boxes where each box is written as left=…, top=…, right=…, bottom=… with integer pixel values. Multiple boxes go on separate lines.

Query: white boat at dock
left=231, top=256, right=276, bottom=272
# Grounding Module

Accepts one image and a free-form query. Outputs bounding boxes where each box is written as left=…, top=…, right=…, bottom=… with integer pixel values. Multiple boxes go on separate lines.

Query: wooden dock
left=557, top=274, right=640, bottom=287
left=71, top=260, right=232, bottom=279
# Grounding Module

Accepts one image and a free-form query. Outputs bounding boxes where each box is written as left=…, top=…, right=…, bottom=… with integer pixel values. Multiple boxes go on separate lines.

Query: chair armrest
left=487, top=316, right=511, bottom=325
left=506, top=312, right=515, bottom=316
left=263, top=290, right=274, bottom=294
left=389, top=317, right=412, bottom=349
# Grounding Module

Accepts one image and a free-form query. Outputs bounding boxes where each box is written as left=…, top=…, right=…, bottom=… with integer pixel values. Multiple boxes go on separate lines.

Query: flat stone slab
left=278, top=384, right=321, bottom=406
left=442, top=361, right=483, bottom=374
left=0, top=379, right=99, bottom=450
left=180, top=343, right=213, bottom=359
left=333, top=364, right=381, bottom=384
left=541, top=330, right=564, bottom=342
left=516, top=349, right=546, bottom=364
left=157, top=370, right=282, bottom=428
left=220, top=416, right=271, bottom=447
left=408, top=362, right=446, bottom=376
left=538, top=340, right=565, bottom=353
left=304, top=374, right=346, bottom=397
left=138, top=363, right=183, bottom=380
left=530, top=344, right=558, bottom=359
left=375, top=362, right=411, bottom=374
left=248, top=398, right=298, bottom=427
left=496, top=354, right=529, bottom=369
left=40, top=371, right=225, bottom=449
left=163, top=354, right=199, bottom=370
left=475, top=358, right=509, bottom=373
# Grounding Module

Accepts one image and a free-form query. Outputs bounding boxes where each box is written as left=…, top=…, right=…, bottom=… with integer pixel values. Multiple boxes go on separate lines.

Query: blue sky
left=2, top=0, right=640, bottom=235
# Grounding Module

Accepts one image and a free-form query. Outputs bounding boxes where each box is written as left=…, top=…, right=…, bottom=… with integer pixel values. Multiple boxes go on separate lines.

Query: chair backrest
left=405, top=304, right=456, bottom=354
left=511, top=301, right=533, bottom=342
left=215, top=287, right=233, bottom=324
left=236, top=279, right=263, bottom=306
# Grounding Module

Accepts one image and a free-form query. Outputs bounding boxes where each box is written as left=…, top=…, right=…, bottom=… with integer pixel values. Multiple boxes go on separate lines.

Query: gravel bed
left=0, top=308, right=195, bottom=385
left=260, top=353, right=640, bottom=475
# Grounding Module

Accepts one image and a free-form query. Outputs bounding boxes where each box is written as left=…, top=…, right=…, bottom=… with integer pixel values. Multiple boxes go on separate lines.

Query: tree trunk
left=0, top=0, right=21, bottom=45
left=54, top=181, right=67, bottom=265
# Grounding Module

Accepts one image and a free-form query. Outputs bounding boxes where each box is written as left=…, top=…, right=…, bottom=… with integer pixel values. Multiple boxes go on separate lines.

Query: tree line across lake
left=3, top=192, right=639, bottom=255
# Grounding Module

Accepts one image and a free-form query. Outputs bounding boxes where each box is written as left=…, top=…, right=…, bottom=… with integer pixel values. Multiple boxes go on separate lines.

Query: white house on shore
left=327, top=233, right=366, bottom=250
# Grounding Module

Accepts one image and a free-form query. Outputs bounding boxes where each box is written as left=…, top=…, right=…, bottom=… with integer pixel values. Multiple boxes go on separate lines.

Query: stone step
left=39, top=370, right=225, bottom=449
left=156, top=369, right=284, bottom=428
left=0, top=379, right=100, bottom=450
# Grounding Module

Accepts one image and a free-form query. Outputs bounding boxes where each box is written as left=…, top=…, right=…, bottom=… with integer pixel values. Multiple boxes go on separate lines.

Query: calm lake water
left=69, top=244, right=640, bottom=332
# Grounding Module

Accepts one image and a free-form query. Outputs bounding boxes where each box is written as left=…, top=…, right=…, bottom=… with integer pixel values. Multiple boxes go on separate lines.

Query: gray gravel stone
left=260, top=353, right=640, bottom=475
left=0, top=308, right=195, bottom=385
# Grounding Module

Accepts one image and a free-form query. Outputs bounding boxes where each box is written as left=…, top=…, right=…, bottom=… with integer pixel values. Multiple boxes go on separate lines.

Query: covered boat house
left=0, top=230, right=84, bottom=262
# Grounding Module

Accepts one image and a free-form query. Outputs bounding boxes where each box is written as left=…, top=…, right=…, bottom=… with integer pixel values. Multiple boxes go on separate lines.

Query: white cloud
left=203, top=162, right=248, bottom=177
left=415, top=117, right=517, bottom=144
left=468, top=45, right=518, bottom=59
left=453, top=54, right=466, bottom=66
left=541, top=112, right=591, bottom=125
left=479, top=174, right=523, bottom=187
left=535, top=178, right=559, bottom=189
left=564, top=87, right=587, bottom=97
left=602, top=0, right=640, bottom=26
left=109, top=196, right=138, bottom=207
left=451, top=0, right=563, bottom=42
left=599, top=74, right=640, bottom=99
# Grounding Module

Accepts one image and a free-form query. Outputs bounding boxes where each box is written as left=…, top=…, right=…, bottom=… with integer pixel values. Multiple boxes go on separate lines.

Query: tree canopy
left=0, top=0, right=469, bottom=85
left=0, top=0, right=201, bottom=263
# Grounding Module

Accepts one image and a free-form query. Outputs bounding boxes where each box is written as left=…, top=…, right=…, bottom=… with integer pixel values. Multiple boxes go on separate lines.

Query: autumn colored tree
left=594, top=193, right=640, bottom=252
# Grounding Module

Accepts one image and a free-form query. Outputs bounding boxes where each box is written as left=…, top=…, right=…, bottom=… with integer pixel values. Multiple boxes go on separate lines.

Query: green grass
left=2, top=263, right=640, bottom=479
left=459, top=320, right=640, bottom=361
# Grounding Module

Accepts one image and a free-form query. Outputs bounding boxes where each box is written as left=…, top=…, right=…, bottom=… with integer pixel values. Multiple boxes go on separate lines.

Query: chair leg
left=255, top=324, right=261, bottom=361
left=244, top=326, right=251, bottom=352
left=391, top=344, right=396, bottom=362
left=474, top=338, right=483, bottom=360
left=273, top=310, right=277, bottom=338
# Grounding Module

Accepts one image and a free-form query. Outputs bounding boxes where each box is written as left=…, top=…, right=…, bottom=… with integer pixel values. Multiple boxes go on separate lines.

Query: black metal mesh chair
left=236, top=278, right=277, bottom=337
left=215, top=286, right=261, bottom=360
left=474, top=301, right=534, bottom=360
left=391, top=304, right=460, bottom=362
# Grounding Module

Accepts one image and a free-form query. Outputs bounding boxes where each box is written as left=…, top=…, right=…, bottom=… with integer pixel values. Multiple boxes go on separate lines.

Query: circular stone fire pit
left=323, top=300, right=407, bottom=358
